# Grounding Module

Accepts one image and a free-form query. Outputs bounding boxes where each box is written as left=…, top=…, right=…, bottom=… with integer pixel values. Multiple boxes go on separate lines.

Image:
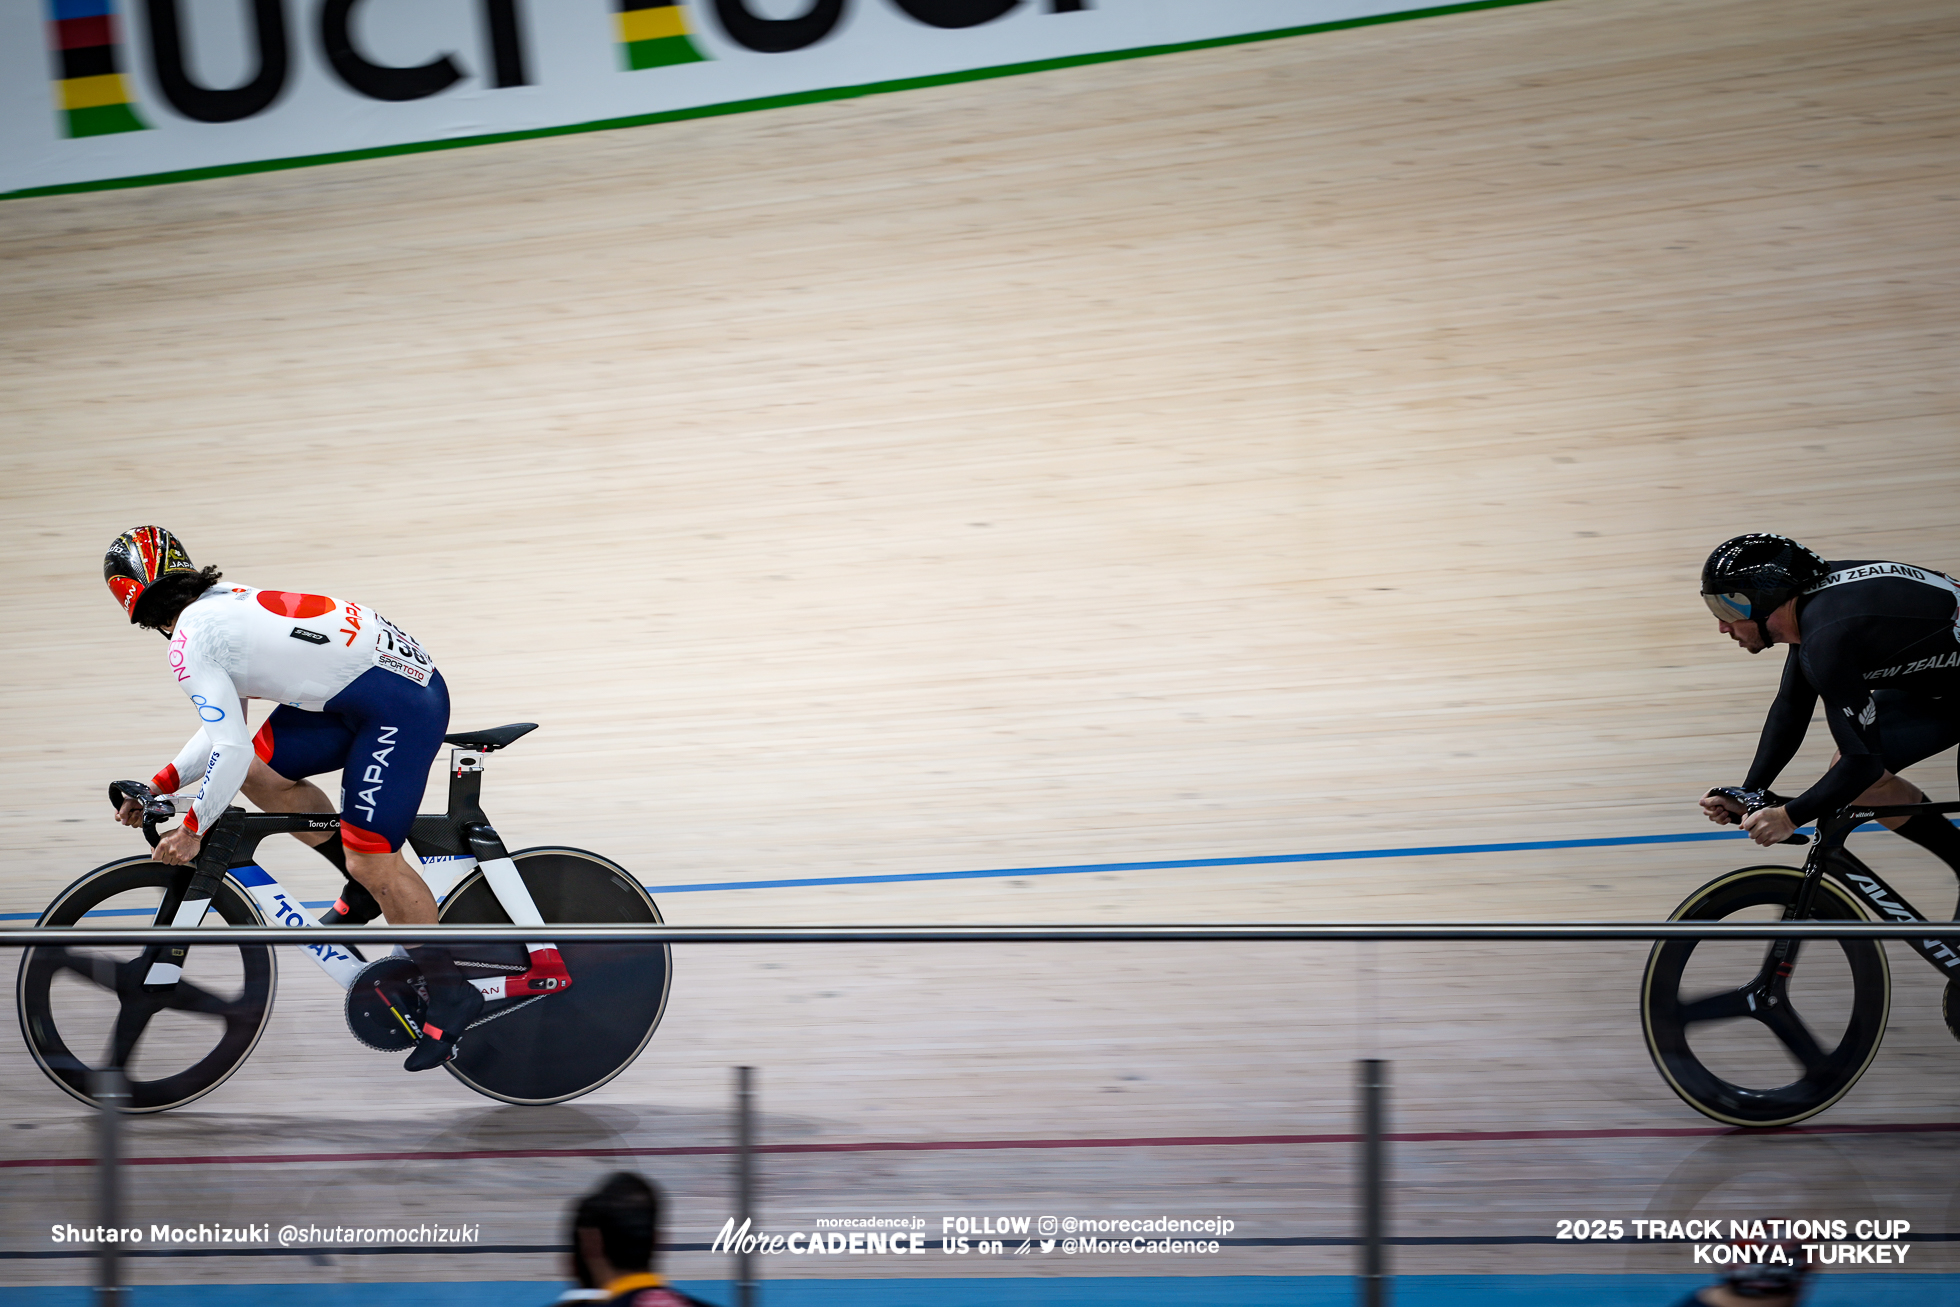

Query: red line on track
left=6, top=1120, right=1960, bottom=1170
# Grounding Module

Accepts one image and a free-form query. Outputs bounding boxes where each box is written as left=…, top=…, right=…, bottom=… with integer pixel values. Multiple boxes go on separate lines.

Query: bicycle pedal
left=344, top=957, right=428, bottom=1052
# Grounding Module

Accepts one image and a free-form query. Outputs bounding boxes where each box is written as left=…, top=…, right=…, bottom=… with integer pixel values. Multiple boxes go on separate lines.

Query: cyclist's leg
left=1842, top=767, right=1923, bottom=830
left=1847, top=691, right=1960, bottom=874
left=242, top=756, right=336, bottom=846
left=318, top=667, right=473, bottom=1069
left=248, top=705, right=362, bottom=884
left=323, top=668, right=451, bottom=926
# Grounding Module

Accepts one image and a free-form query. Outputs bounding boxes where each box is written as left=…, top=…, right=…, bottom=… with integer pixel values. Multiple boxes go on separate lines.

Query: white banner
left=3, top=0, right=1474, bottom=197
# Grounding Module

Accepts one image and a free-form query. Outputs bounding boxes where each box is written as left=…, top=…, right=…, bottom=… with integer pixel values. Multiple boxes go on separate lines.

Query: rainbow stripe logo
left=617, top=0, right=709, bottom=71
left=47, top=0, right=147, bottom=138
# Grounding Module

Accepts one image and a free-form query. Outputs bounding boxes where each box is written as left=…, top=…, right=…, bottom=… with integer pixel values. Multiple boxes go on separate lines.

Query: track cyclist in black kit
left=1697, top=533, right=1960, bottom=891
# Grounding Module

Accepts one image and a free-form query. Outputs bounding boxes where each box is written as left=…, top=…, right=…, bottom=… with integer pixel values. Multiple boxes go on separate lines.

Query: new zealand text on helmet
left=1700, top=533, right=1827, bottom=650
left=103, top=526, right=196, bottom=623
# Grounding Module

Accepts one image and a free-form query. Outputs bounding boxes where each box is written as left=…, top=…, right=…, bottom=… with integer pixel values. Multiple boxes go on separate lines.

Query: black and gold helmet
left=104, top=526, right=196, bottom=623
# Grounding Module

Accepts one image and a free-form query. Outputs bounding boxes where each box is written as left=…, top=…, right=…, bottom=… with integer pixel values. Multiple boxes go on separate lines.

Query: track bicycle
left=17, top=724, right=672, bottom=1113
left=1641, top=791, right=1960, bottom=1127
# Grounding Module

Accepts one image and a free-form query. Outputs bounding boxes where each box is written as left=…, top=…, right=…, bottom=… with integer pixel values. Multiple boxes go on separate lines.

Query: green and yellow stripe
left=618, top=0, right=708, bottom=71
left=47, top=0, right=147, bottom=138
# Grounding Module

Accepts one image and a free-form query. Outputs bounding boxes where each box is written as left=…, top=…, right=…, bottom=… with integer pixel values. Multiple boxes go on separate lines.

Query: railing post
left=735, top=1065, right=756, bottom=1307
left=1358, top=1058, right=1388, bottom=1307
left=91, top=1068, right=130, bottom=1307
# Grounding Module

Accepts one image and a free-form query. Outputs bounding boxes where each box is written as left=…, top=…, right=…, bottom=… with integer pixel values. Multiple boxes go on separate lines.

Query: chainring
left=344, top=956, right=429, bottom=1052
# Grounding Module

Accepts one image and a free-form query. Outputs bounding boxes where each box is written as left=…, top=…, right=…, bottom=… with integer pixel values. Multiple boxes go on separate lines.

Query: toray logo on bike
left=269, top=893, right=355, bottom=965
left=267, top=893, right=311, bottom=929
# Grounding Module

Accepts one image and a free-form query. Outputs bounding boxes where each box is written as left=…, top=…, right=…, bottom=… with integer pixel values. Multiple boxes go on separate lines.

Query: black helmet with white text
left=1701, top=533, right=1826, bottom=627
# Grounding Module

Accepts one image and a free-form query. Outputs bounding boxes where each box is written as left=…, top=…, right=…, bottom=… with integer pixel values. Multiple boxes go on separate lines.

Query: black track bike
left=18, top=725, right=672, bottom=1113
left=1641, top=792, right=1960, bottom=1126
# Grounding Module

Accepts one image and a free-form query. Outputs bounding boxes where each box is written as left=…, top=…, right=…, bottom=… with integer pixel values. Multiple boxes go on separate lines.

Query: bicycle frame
left=142, top=744, right=564, bottom=1002
left=1785, top=798, right=1960, bottom=978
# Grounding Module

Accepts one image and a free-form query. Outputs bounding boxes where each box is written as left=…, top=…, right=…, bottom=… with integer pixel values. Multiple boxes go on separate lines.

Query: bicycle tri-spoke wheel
left=17, top=857, right=276, bottom=1113
left=1642, top=866, right=1887, bottom=1127
left=436, top=847, right=670, bottom=1105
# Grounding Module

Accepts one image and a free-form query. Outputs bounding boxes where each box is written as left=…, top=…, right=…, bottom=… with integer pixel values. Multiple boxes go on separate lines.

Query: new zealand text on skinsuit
left=1744, top=561, right=1960, bottom=824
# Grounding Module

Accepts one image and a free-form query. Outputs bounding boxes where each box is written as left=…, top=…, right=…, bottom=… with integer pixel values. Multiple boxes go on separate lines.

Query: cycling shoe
left=403, top=981, right=485, bottom=1073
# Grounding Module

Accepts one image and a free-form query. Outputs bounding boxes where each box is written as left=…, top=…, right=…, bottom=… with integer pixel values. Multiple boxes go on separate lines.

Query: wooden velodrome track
left=2, top=0, right=1957, bottom=1294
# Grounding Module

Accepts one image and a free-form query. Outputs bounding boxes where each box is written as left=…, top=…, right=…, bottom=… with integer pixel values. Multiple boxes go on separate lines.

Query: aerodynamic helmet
left=104, top=526, right=196, bottom=623
left=1700, top=533, right=1827, bottom=626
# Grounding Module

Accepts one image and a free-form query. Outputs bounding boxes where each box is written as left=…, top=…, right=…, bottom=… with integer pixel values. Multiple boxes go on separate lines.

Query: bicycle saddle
left=442, top=722, right=539, bottom=752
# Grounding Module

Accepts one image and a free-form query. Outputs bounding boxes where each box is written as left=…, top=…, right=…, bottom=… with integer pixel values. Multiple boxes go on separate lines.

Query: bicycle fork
left=140, top=823, right=244, bottom=991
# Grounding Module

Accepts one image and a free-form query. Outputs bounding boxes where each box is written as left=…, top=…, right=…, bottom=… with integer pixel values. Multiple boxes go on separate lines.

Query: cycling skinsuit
left=1743, top=560, right=1960, bottom=824
left=150, top=585, right=448, bottom=854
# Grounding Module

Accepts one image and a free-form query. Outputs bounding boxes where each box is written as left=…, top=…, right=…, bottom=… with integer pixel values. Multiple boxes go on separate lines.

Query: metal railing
left=7, top=917, right=1950, bottom=1307
left=3, top=920, right=1954, bottom=945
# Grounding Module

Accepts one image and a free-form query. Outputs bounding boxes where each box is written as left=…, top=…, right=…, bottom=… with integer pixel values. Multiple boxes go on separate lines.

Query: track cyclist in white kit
left=103, top=525, right=481, bottom=1072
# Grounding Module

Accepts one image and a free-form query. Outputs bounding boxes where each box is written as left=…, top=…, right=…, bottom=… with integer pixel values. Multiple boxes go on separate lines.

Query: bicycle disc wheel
left=1642, top=866, right=1887, bottom=1127
left=17, top=857, right=276, bottom=1113
left=436, top=847, right=670, bottom=1105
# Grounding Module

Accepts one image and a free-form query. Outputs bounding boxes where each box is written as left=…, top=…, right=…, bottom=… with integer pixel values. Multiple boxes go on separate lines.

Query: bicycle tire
left=436, top=846, right=670, bottom=1105
left=1642, top=865, right=1888, bottom=1127
left=16, top=856, right=276, bottom=1113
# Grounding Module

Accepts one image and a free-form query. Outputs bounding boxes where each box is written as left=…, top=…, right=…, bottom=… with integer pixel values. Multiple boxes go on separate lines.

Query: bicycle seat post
left=445, top=747, right=490, bottom=826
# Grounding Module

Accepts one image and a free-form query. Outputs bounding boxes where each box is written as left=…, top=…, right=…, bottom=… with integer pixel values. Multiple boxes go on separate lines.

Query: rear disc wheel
left=436, top=847, right=670, bottom=1105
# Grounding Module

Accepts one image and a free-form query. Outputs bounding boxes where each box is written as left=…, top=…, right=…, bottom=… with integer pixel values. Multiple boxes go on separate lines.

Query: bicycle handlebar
left=1704, top=786, right=1810, bottom=845
left=107, top=780, right=172, bottom=850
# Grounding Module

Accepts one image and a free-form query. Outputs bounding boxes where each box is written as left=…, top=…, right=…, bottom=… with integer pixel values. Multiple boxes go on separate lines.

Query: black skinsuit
left=1741, top=560, right=1960, bottom=825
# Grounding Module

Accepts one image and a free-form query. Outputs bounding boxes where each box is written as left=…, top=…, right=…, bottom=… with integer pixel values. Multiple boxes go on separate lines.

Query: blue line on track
left=634, top=826, right=1827, bottom=895
left=4, top=825, right=1864, bottom=921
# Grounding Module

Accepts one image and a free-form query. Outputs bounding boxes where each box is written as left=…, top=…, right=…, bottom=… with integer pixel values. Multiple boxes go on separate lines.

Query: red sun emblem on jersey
left=256, top=592, right=337, bottom=620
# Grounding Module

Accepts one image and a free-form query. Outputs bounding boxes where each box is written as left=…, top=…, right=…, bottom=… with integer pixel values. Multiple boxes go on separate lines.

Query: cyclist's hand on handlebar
left=1740, top=805, right=1797, bottom=848
left=1700, top=790, right=1745, bottom=825
left=153, top=826, right=201, bottom=866
left=114, top=796, right=144, bottom=827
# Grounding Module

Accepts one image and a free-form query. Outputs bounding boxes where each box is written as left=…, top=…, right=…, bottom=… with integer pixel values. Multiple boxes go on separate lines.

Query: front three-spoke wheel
left=16, top=857, right=275, bottom=1112
left=1642, top=866, right=1888, bottom=1127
